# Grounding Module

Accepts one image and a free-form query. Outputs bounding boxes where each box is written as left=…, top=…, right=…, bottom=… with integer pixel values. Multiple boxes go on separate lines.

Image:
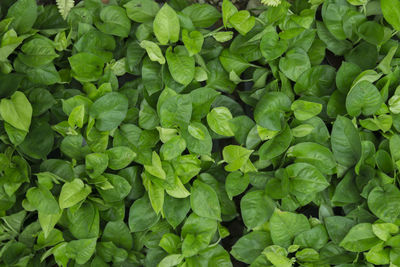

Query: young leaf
left=59, top=179, right=91, bottom=209
left=0, top=91, right=32, bottom=132
left=153, top=3, right=180, bottom=45
left=56, top=0, right=74, bottom=20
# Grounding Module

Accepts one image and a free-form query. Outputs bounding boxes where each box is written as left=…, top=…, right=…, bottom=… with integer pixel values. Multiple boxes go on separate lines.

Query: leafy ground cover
left=1, top=0, right=400, bottom=266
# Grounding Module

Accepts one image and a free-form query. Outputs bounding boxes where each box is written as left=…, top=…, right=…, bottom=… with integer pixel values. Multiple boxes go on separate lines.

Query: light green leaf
left=182, top=29, right=204, bottom=56
left=222, top=145, right=253, bottom=172
left=291, top=100, right=322, bottom=121
left=106, top=146, right=136, bottom=170
left=140, top=40, right=165, bottom=64
left=368, top=184, right=400, bottom=223
left=340, top=223, right=380, bottom=252
left=270, top=209, right=310, bottom=248
left=0, top=91, right=32, bottom=132
left=381, top=0, right=400, bottom=31
left=207, top=107, right=235, bottom=136
left=59, top=179, right=91, bottom=209
left=346, top=80, right=383, bottom=117
left=222, top=0, right=238, bottom=27
left=56, top=0, right=74, bottom=19
left=144, top=151, right=166, bottom=180
left=286, top=162, right=329, bottom=195
left=190, top=180, right=221, bottom=221
left=153, top=3, right=180, bottom=45
left=228, top=10, right=255, bottom=36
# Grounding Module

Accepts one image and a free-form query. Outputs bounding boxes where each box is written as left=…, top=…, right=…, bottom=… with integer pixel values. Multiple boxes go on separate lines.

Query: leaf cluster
left=1, top=0, right=400, bottom=266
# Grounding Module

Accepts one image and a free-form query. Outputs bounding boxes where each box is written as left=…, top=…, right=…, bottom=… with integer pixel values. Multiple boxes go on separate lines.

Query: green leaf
left=321, top=0, right=350, bottom=40
left=166, top=46, right=195, bottom=86
left=182, top=122, right=212, bottom=155
left=225, top=171, right=249, bottom=199
left=332, top=171, right=361, bottom=205
left=39, top=211, right=62, bottom=239
left=129, top=195, right=160, bottom=232
left=207, top=107, right=235, bottom=136
left=364, top=242, right=390, bottom=265
left=263, top=245, right=292, bottom=267
left=331, top=116, right=361, bottom=167
left=18, top=37, right=58, bottom=67
left=260, top=26, right=288, bottom=61
left=190, top=180, right=221, bottom=221
left=0, top=30, right=25, bottom=62
left=187, top=123, right=205, bottom=140
left=67, top=238, right=97, bottom=264
left=381, top=0, right=400, bottom=31
left=68, top=52, right=105, bottom=82
left=106, top=146, right=136, bottom=170
left=59, top=179, right=91, bottom=209
left=270, top=209, right=310, bottom=248
left=286, top=162, right=329, bottom=196
left=346, top=80, right=383, bottom=117
left=339, top=223, right=380, bottom=252
left=159, top=94, right=192, bottom=128
left=222, top=145, right=253, bottom=172
left=97, top=174, right=131, bottom=202
left=6, top=0, right=37, bottom=34
left=153, top=3, right=180, bottom=45
left=26, top=186, right=59, bottom=214
left=182, top=29, right=204, bottom=56
left=254, top=92, right=291, bottom=131
left=229, top=10, right=255, bottom=36
left=66, top=202, right=99, bottom=239
left=158, top=254, right=183, bottom=267
left=159, top=233, right=181, bottom=254
left=56, top=0, right=74, bottom=19
left=368, top=184, right=400, bottom=223
left=212, top=31, right=234, bottom=42
left=219, top=49, right=252, bottom=77
left=96, top=6, right=131, bottom=37
left=160, top=135, right=186, bottom=161
left=90, top=92, right=129, bottom=131
left=291, top=100, right=322, bottom=121
left=181, top=213, right=217, bottom=257
left=294, top=65, right=336, bottom=97
left=259, top=125, right=292, bottom=161
left=85, top=153, right=108, bottom=178
left=325, top=216, right=355, bottom=244
left=279, top=48, right=311, bottom=81
left=181, top=3, right=221, bottom=28
left=140, top=40, right=165, bottom=64
left=293, top=224, right=329, bottom=250
left=164, top=195, right=190, bottom=228
left=358, top=21, right=390, bottom=46
left=0, top=91, right=32, bottom=132
left=240, top=190, right=275, bottom=229
left=124, top=0, right=159, bottom=23
left=102, top=221, right=132, bottom=250
left=372, top=223, right=399, bottom=241
left=139, top=99, right=159, bottom=130
left=222, top=0, right=238, bottom=27
left=144, top=151, right=166, bottom=179
left=287, top=142, right=336, bottom=174
left=231, top=231, right=271, bottom=264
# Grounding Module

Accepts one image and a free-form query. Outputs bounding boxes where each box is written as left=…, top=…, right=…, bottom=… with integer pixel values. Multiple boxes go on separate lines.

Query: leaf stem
left=204, top=26, right=224, bottom=38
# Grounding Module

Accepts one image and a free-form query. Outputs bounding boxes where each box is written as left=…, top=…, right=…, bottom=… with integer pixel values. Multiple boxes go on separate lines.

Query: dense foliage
left=1, top=0, right=400, bottom=266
